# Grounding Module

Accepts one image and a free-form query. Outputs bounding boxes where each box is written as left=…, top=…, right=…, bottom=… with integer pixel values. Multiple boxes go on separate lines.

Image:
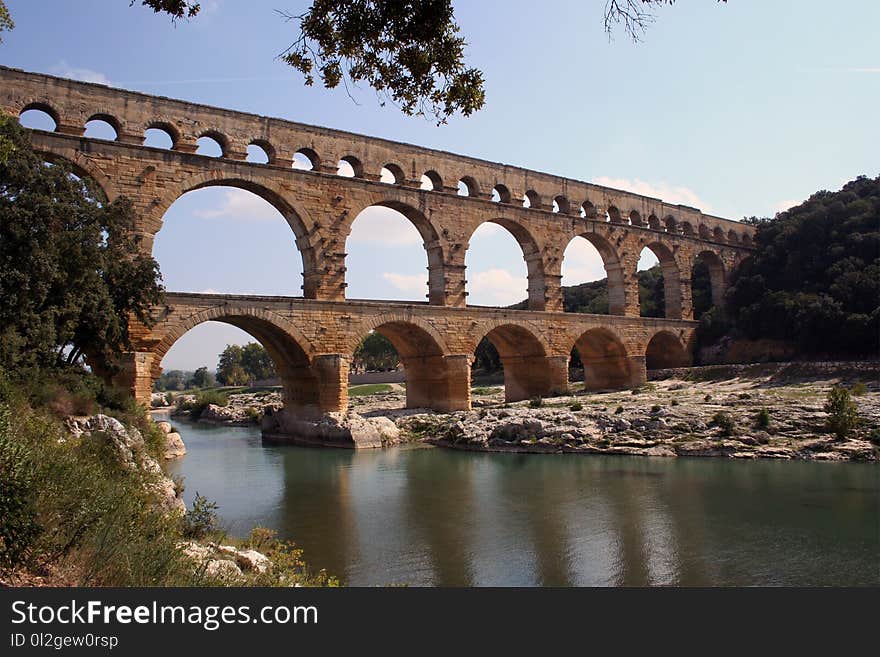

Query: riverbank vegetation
left=0, top=115, right=335, bottom=586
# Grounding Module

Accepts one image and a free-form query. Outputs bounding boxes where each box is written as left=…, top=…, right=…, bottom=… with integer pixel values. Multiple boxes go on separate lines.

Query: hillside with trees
left=712, top=175, right=879, bottom=357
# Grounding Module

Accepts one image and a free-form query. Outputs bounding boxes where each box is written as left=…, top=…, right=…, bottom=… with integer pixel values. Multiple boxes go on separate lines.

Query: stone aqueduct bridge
left=1, top=66, right=755, bottom=425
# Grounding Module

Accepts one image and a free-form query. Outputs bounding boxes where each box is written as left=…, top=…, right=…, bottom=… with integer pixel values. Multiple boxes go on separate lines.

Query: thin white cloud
left=381, top=272, right=427, bottom=293
left=592, top=176, right=711, bottom=212
left=348, top=206, right=422, bottom=246
left=198, top=288, right=219, bottom=294
left=468, top=268, right=527, bottom=307
left=194, top=189, right=281, bottom=221
left=50, top=61, right=111, bottom=85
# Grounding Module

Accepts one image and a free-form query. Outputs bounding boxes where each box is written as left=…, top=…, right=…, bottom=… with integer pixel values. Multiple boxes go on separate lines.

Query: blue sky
left=4, top=0, right=878, bottom=371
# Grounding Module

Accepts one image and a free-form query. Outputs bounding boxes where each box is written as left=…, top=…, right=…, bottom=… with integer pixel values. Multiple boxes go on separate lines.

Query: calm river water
left=158, top=414, right=879, bottom=586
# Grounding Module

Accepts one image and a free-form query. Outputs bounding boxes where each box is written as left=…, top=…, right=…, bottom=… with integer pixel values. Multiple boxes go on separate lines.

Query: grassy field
left=348, top=384, right=393, bottom=397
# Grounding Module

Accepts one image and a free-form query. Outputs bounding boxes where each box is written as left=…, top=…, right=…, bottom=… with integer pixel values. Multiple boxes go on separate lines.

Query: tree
left=241, top=343, right=276, bottom=381
left=0, top=1, right=12, bottom=44
left=604, top=1, right=727, bottom=42
left=279, top=0, right=484, bottom=125
left=352, top=332, right=399, bottom=373
left=217, top=342, right=276, bottom=384
left=1, top=1, right=726, bottom=123
left=720, top=175, right=880, bottom=357
left=188, top=366, right=214, bottom=389
left=0, top=114, right=164, bottom=374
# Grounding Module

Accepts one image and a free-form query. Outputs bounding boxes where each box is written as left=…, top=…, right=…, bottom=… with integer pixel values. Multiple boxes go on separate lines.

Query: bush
left=0, top=393, right=192, bottom=585
left=755, top=408, right=771, bottom=430
left=179, top=389, right=229, bottom=420
left=851, top=382, right=868, bottom=396
left=529, top=397, right=543, bottom=408
left=704, top=394, right=712, bottom=402
left=824, top=386, right=859, bottom=439
left=614, top=405, right=624, bottom=415
left=711, top=411, right=737, bottom=437
left=569, top=402, right=583, bottom=412
left=181, top=493, right=219, bottom=540
left=671, top=399, right=679, bottom=406
left=651, top=405, right=661, bottom=413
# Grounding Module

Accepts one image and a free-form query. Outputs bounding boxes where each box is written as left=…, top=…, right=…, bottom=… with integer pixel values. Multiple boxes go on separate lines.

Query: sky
left=4, top=0, right=878, bottom=371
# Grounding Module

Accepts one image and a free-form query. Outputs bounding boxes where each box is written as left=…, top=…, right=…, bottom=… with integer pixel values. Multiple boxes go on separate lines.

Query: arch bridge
left=1, top=66, right=755, bottom=427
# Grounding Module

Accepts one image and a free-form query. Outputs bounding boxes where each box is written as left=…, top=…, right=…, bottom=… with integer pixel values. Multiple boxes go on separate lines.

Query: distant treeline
left=708, top=175, right=879, bottom=356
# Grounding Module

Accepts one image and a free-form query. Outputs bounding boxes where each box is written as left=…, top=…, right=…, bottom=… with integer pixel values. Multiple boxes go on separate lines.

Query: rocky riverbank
left=160, top=362, right=880, bottom=461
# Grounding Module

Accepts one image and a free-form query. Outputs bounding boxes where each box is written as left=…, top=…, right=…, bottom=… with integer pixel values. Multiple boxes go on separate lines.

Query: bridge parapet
left=1, top=65, right=755, bottom=246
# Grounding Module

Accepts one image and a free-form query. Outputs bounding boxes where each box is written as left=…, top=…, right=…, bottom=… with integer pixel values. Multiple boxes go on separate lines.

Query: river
left=157, top=414, right=879, bottom=586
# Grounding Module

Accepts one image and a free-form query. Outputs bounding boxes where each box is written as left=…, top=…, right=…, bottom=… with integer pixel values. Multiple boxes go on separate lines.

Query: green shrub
left=529, top=397, right=543, bottom=408
left=179, top=389, right=229, bottom=419
left=614, top=405, right=624, bottom=415
left=851, top=382, right=868, bottom=396
left=755, top=408, right=771, bottom=430
left=651, top=405, right=661, bottom=413
left=671, top=399, right=679, bottom=406
left=569, top=402, right=583, bottom=412
left=704, top=394, right=712, bottom=402
left=710, top=411, right=737, bottom=437
left=181, top=493, right=220, bottom=540
left=824, top=386, right=859, bottom=439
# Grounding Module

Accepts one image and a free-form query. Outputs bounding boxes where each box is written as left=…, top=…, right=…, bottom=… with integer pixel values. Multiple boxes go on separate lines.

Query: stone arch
left=34, top=148, right=118, bottom=203
left=344, top=199, right=445, bottom=304
left=681, top=221, right=695, bottom=237
left=152, top=305, right=316, bottom=373
left=693, top=249, right=726, bottom=309
left=471, top=319, right=551, bottom=357
left=459, top=175, right=480, bottom=197
left=664, top=215, right=678, bottom=233
left=338, top=155, right=364, bottom=178
left=346, top=313, right=450, bottom=357
left=151, top=305, right=331, bottom=419
left=645, top=330, right=691, bottom=370
left=562, top=232, right=627, bottom=315
left=571, top=327, right=633, bottom=391
left=629, top=210, right=643, bottom=227
left=382, top=162, right=406, bottom=184
left=648, top=214, right=662, bottom=230
left=144, top=120, right=180, bottom=149
left=493, top=184, right=511, bottom=203
left=348, top=315, right=460, bottom=410
left=294, top=147, right=320, bottom=170
left=727, top=229, right=740, bottom=245
left=149, top=172, right=318, bottom=294
left=464, top=218, right=546, bottom=310
left=85, top=112, right=121, bottom=139
left=523, top=189, right=541, bottom=209
left=248, top=139, right=276, bottom=163
left=639, top=240, right=683, bottom=319
left=554, top=195, right=571, bottom=214
left=19, top=100, right=61, bottom=130
left=713, top=226, right=726, bottom=243
left=197, top=129, right=229, bottom=157
left=422, top=169, right=443, bottom=191
left=581, top=200, right=597, bottom=218
left=698, top=224, right=712, bottom=240
left=473, top=321, right=553, bottom=402
left=607, top=205, right=624, bottom=224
